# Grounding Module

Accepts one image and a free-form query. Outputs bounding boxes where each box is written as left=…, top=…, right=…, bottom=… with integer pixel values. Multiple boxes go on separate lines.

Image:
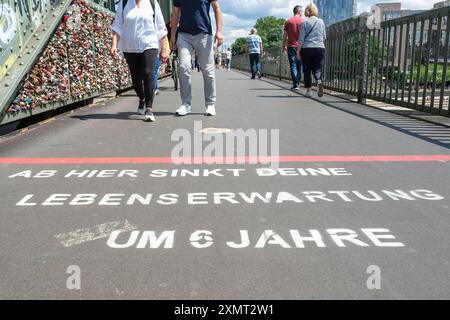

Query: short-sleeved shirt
left=246, top=35, right=262, bottom=54
left=284, top=15, right=303, bottom=48
left=174, top=0, right=216, bottom=35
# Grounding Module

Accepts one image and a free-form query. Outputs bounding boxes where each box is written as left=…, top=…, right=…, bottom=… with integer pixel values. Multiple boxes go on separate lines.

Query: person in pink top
left=283, top=5, right=304, bottom=90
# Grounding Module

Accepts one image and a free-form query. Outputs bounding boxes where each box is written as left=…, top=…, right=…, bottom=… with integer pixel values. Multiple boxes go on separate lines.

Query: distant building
left=368, top=3, right=424, bottom=28
left=314, top=0, right=356, bottom=26
left=366, top=2, right=446, bottom=70
left=434, top=1, right=450, bottom=8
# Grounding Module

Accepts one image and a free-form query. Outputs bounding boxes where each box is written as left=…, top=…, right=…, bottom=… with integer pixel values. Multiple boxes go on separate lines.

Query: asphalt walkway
left=0, top=69, right=449, bottom=299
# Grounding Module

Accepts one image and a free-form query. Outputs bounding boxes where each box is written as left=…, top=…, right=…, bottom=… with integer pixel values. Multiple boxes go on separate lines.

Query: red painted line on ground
left=0, top=155, right=450, bottom=164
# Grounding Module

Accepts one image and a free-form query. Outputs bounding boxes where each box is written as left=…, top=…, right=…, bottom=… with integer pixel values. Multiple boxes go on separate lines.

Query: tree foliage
left=231, top=37, right=247, bottom=55
left=254, top=16, right=286, bottom=49
left=231, top=16, right=285, bottom=54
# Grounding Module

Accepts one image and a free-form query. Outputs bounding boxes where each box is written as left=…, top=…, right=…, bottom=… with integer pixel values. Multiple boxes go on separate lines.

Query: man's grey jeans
left=177, top=32, right=216, bottom=107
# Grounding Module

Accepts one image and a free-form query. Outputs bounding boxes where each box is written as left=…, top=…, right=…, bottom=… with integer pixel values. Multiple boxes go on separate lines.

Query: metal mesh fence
left=233, top=7, right=450, bottom=117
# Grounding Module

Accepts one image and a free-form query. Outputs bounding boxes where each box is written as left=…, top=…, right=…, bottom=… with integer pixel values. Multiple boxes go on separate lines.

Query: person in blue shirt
left=246, top=29, right=264, bottom=80
left=170, top=0, right=223, bottom=117
left=297, top=3, right=326, bottom=98
left=153, top=56, right=160, bottom=96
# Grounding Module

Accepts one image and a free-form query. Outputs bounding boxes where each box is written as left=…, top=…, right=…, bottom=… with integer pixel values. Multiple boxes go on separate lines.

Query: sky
left=217, top=0, right=445, bottom=48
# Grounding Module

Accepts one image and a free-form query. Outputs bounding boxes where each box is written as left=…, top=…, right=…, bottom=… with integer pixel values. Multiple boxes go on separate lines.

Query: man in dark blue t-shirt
left=170, top=0, right=223, bottom=117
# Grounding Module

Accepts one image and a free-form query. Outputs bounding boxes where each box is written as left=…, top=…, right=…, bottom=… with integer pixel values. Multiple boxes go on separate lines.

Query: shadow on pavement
left=256, top=76, right=450, bottom=149
left=118, top=94, right=137, bottom=97
left=71, top=111, right=176, bottom=121
left=118, top=86, right=176, bottom=97
left=251, top=88, right=285, bottom=91
left=257, top=95, right=303, bottom=99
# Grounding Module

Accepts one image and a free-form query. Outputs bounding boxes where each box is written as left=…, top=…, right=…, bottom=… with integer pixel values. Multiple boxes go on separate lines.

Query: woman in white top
left=111, top=0, right=169, bottom=122
left=225, top=48, right=232, bottom=71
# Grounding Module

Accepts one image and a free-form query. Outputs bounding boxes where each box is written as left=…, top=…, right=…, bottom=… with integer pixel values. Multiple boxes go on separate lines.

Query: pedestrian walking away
left=191, top=52, right=196, bottom=70
left=195, top=53, right=200, bottom=72
left=246, top=28, right=264, bottom=79
left=111, top=0, right=169, bottom=122
left=170, top=0, right=223, bottom=117
left=215, top=52, right=222, bottom=69
left=284, top=5, right=303, bottom=90
left=154, top=55, right=161, bottom=96
left=297, top=3, right=326, bottom=98
left=225, top=48, right=232, bottom=71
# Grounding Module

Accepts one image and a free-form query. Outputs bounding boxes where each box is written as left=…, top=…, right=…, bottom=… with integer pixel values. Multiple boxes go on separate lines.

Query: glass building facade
left=314, top=0, right=357, bottom=26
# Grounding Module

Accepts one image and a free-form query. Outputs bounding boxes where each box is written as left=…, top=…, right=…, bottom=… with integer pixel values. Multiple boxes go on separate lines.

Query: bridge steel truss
left=0, top=0, right=173, bottom=126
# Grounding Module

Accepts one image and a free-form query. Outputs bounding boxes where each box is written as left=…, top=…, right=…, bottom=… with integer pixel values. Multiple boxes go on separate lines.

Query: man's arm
left=297, top=21, right=305, bottom=59
left=282, top=30, right=288, bottom=53
left=211, top=1, right=223, bottom=47
left=170, top=6, right=181, bottom=51
left=282, top=20, right=289, bottom=53
left=296, top=43, right=302, bottom=60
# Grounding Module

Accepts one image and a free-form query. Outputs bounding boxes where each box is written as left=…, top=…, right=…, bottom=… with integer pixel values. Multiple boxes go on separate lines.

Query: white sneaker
left=137, top=100, right=145, bottom=115
left=317, top=81, right=324, bottom=97
left=305, top=89, right=313, bottom=98
left=205, top=105, right=216, bottom=116
left=144, top=110, right=156, bottom=122
left=176, top=104, right=192, bottom=116
left=154, top=89, right=160, bottom=96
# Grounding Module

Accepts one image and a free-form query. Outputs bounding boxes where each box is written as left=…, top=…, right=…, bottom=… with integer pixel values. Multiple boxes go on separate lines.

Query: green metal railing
left=1, top=0, right=72, bottom=122
left=0, top=0, right=64, bottom=78
left=93, top=0, right=116, bottom=12
left=233, top=47, right=291, bottom=82
left=234, top=6, right=450, bottom=117
left=0, top=0, right=173, bottom=126
left=0, top=0, right=131, bottom=125
left=363, top=6, right=450, bottom=116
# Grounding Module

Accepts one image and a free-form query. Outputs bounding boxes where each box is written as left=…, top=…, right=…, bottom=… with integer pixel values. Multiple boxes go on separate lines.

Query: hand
left=296, top=51, right=301, bottom=60
left=110, top=46, right=119, bottom=59
left=283, top=46, right=287, bottom=54
left=160, top=49, right=170, bottom=64
left=170, top=37, right=177, bottom=51
left=215, top=31, right=224, bottom=47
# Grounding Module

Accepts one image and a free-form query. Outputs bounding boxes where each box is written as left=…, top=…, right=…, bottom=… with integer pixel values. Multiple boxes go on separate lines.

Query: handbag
left=304, top=20, right=318, bottom=42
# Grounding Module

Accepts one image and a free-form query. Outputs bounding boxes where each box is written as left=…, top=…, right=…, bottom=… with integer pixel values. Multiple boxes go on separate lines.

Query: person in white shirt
left=111, top=0, right=169, bottom=122
left=225, top=48, right=232, bottom=71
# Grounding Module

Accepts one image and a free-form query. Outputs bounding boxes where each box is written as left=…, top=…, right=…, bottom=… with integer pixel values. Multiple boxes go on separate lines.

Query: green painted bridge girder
left=0, top=0, right=173, bottom=126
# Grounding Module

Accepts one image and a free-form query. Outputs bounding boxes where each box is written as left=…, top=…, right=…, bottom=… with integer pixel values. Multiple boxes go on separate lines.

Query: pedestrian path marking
left=1, top=154, right=450, bottom=164
left=54, top=220, right=137, bottom=247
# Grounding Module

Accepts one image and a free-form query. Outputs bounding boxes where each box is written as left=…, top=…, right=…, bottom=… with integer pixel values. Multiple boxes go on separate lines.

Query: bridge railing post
left=279, top=46, right=283, bottom=81
left=358, top=17, right=369, bottom=104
